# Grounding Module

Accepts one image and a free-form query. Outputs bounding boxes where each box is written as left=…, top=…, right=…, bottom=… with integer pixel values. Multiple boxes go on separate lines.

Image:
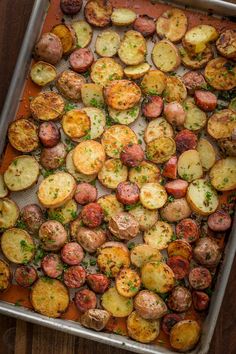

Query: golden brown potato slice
left=118, top=30, right=147, bottom=65
left=73, top=140, right=105, bottom=175
left=180, top=45, right=213, bottom=70
left=129, top=161, right=161, bottom=188
left=81, top=83, right=104, bottom=107
left=216, top=29, right=236, bottom=60
left=141, top=261, right=175, bottom=293
left=116, top=268, right=141, bottom=297
left=0, top=259, right=11, bottom=292
left=144, top=118, right=174, bottom=144
left=95, top=30, right=120, bottom=57
left=0, top=198, right=19, bottom=229
left=98, top=194, right=124, bottom=222
left=84, top=0, right=112, bottom=28
left=167, top=240, right=192, bottom=261
left=183, top=24, right=218, bottom=55
left=144, top=221, right=173, bottom=250
left=91, top=58, right=123, bottom=87
left=130, top=244, right=162, bottom=268
left=156, top=8, right=187, bottom=43
left=31, top=278, right=69, bottom=318
left=48, top=199, right=77, bottom=225
left=127, top=311, right=160, bottom=343
left=129, top=204, right=158, bottom=231
left=207, top=109, right=236, bottom=140
left=164, top=76, right=187, bottom=103
left=140, top=183, right=167, bottom=210
left=108, top=105, right=140, bottom=125
left=218, top=138, right=236, bottom=157
left=30, top=61, right=57, bottom=86
left=66, top=150, right=97, bottom=183
left=8, top=118, right=39, bottom=153
left=101, top=287, right=133, bottom=317
left=210, top=157, right=236, bottom=191
left=104, top=80, right=141, bottom=110
left=124, top=63, right=150, bottom=80
left=56, top=70, right=85, bottom=102
left=62, top=109, right=90, bottom=140
left=111, top=8, right=136, bottom=26
left=146, top=136, right=176, bottom=164
left=170, top=320, right=201, bottom=352
left=205, top=58, right=236, bottom=90
left=98, top=158, right=128, bottom=189
left=197, top=138, right=216, bottom=170
left=1, top=228, right=35, bottom=264
left=0, top=175, right=8, bottom=198
left=183, top=99, right=207, bottom=131
left=82, top=107, right=106, bottom=139
left=30, top=92, right=65, bottom=121
left=72, top=20, right=93, bottom=48
left=178, top=150, right=203, bottom=182
left=51, top=24, right=76, bottom=54
left=152, top=40, right=181, bottom=72
left=141, top=70, right=166, bottom=95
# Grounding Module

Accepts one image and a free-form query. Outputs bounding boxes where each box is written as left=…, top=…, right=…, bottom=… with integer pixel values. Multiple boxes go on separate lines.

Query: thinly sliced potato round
left=127, top=311, right=160, bottom=344
left=170, top=320, right=201, bottom=352
left=62, top=109, right=90, bottom=140
left=104, top=80, right=141, bottom=110
left=130, top=244, right=162, bottom=268
left=207, top=109, right=236, bottom=140
left=183, top=24, right=218, bottom=55
left=129, top=204, right=158, bottom=231
left=0, top=175, right=8, bottom=198
left=124, top=63, right=150, bottom=80
left=108, top=105, right=140, bottom=125
left=141, top=261, right=175, bottom=293
left=72, top=20, right=93, bottom=48
left=30, top=61, right=56, bottom=86
left=81, top=83, right=104, bottom=107
left=187, top=179, right=219, bottom=215
left=0, top=198, right=19, bottom=229
left=144, top=221, right=173, bottom=250
left=4, top=156, right=39, bottom=192
left=38, top=172, right=76, bottom=208
left=197, top=138, right=216, bottom=170
left=0, top=259, right=11, bottom=292
left=164, top=76, right=187, bottom=103
left=111, top=8, right=136, bottom=26
left=101, top=125, right=138, bottom=158
left=82, top=107, right=106, bottom=139
left=91, top=58, right=124, bottom=87
left=116, top=268, right=141, bottom=297
left=180, top=45, right=213, bottom=70
left=8, top=118, right=39, bottom=153
left=84, top=0, right=112, bottom=28
left=118, top=30, right=147, bottom=65
left=31, top=278, right=69, bottom=318
left=66, top=150, right=97, bottom=182
left=184, top=99, right=207, bottom=131
left=167, top=240, right=192, bottom=261
left=1, top=228, right=35, bottom=264
left=205, top=58, right=236, bottom=91
left=48, top=199, right=77, bottom=225
left=144, top=118, right=174, bottom=143
left=101, top=287, right=133, bottom=317
left=216, top=29, right=236, bottom=60
left=73, top=140, right=106, bottom=175
left=129, top=161, right=161, bottom=188
left=152, top=40, right=181, bottom=72
left=51, top=24, right=76, bottom=54
left=140, top=183, right=167, bottom=210
left=95, top=30, right=120, bottom=57
left=156, top=8, right=187, bottom=43
left=178, top=150, right=203, bottom=182
left=98, top=194, right=124, bottom=221
left=210, top=157, right=236, bottom=191
left=146, top=137, right=176, bottom=164
left=98, top=158, right=128, bottom=189
left=141, top=70, right=166, bottom=95
left=30, top=92, right=65, bottom=121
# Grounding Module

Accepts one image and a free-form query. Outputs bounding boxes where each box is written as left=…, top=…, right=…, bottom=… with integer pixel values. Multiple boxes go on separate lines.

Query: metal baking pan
left=0, top=1, right=236, bottom=353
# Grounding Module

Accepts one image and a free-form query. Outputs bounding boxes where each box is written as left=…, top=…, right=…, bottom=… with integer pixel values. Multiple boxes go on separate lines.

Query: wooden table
left=0, top=1, right=236, bottom=353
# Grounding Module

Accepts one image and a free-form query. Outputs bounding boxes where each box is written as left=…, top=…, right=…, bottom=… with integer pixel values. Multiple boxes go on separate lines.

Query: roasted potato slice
left=101, top=287, right=133, bottom=317
left=204, top=58, right=236, bottom=91
left=210, top=157, right=236, bottom=191
left=8, top=118, right=39, bottom=153
left=127, top=311, right=160, bottom=344
left=30, top=92, right=65, bottom=121
left=84, top=0, right=112, bottom=28
left=146, top=136, right=176, bottom=164
left=4, top=155, right=39, bottom=192
left=178, top=150, right=203, bottom=182
left=66, top=150, right=97, bottom=183
left=144, top=221, right=173, bottom=250
left=170, top=320, right=201, bottom=352
left=129, top=161, right=161, bottom=188
left=108, top=105, right=140, bottom=125
left=118, top=30, right=147, bottom=66
left=129, top=204, right=158, bottom=231
left=187, top=178, right=219, bottom=215
left=116, top=268, right=141, bottom=297
left=1, top=228, right=35, bottom=264
left=164, top=76, right=187, bottom=103
left=111, top=8, right=136, bottom=26
left=98, top=194, right=124, bottom=221
left=51, top=24, right=76, bottom=54
left=156, top=8, right=187, bottom=43
left=0, top=259, right=11, bottom=292
left=82, top=107, right=106, bottom=139
left=0, top=175, right=8, bottom=198
left=38, top=172, right=76, bottom=208
left=218, top=137, right=236, bottom=157
left=197, top=138, right=216, bottom=170
left=167, top=240, right=192, bottom=261
left=130, top=244, right=162, bottom=268
left=62, top=109, right=90, bottom=140
left=48, top=199, right=77, bottom=225
left=144, top=117, right=174, bottom=144
left=0, top=198, right=19, bottom=229
left=98, top=158, right=128, bottom=189
left=95, top=30, right=120, bottom=57
left=216, top=29, right=236, bottom=60
left=141, top=261, right=175, bottom=293
left=152, top=40, right=181, bottom=72
left=141, top=70, right=166, bottom=95
left=91, top=57, right=123, bottom=87
left=104, top=80, right=141, bottom=110
left=73, top=140, right=106, bottom=175
left=101, top=124, right=138, bottom=158
left=80, top=309, right=111, bottom=331
left=207, top=109, right=236, bottom=140
left=30, top=61, right=56, bottom=86
left=140, top=182, right=167, bottom=210
left=56, top=70, right=85, bottom=102
left=180, top=45, right=213, bottom=70
left=124, top=63, right=150, bottom=80
left=183, top=99, right=207, bottom=131
left=183, top=25, right=218, bottom=55
left=72, top=20, right=93, bottom=48
left=31, top=278, right=69, bottom=318
left=81, top=83, right=104, bottom=107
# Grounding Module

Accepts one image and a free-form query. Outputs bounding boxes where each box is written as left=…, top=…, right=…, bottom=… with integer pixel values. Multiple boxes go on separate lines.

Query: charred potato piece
left=127, top=311, right=160, bottom=343
left=130, top=244, right=162, bottom=268
left=30, top=61, right=56, bottom=86
left=170, top=320, right=201, bottom=352
left=60, top=0, right=83, bottom=15
left=80, top=309, right=111, bottom=331
left=62, top=109, right=90, bottom=140
left=210, top=157, right=236, bottom=191
left=56, top=70, right=85, bottom=102
left=84, top=0, right=112, bottom=28
left=95, top=30, right=120, bottom=57
left=0, top=260, right=11, bottom=292
left=187, top=179, right=219, bottom=215
left=98, top=159, right=128, bottom=189
left=118, top=30, right=147, bottom=66
left=167, top=240, right=192, bottom=261
left=0, top=198, right=19, bottom=229
left=51, top=24, right=76, bottom=54
left=180, top=45, right=213, bottom=70
left=183, top=25, right=218, bottom=55
left=218, top=137, right=236, bottom=157
left=8, top=118, right=39, bottom=153
left=156, top=8, right=187, bottom=43
left=104, top=80, right=141, bottom=110
left=141, top=261, right=175, bottom=293
left=91, top=57, right=123, bottom=87
left=73, top=140, right=105, bottom=175
left=216, top=29, right=236, bottom=60
left=30, top=92, right=65, bottom=121
left=152, top=40, right=181, bottom=72
left=164, top=76, right=187, bottom=103
left=101, top=287, right=133, bottom=317
left=205, top=58, right=236, bottom=91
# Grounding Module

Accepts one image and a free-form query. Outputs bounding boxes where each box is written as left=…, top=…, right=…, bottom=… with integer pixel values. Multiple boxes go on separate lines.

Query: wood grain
left=0, top=1, right=236, bottom=354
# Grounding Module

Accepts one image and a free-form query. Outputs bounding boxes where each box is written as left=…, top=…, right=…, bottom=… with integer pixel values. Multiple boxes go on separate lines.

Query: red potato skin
left=207, top=210, right=231, bottom=232
left=189, top=267, right=212, bottom=290
left=194, top=90, right=217, bottom=112
left=76, top=227, right=106, bottom=253
left=165, top=179, right=188, bottom=199
left=192, top=291, right=210, bottom=311
left=167, top=256, right=190, bottom=280
left=162, top=156, right=177, bottom=179
left=60, top=0, right=83, bottom=15
left=142, top=96, right=163, bottom=119
left=161, top=313, right=182, bottom=335
left=120, top=144, right=144, bottom=167
left=164, top=102, right=186, bottom=127
left=61, top=242, right=84, bottom=265
left=193, top=237, right=221, bottom=268
left=133, top=15, right=156, bottom=37
left=74, top=289, right=97, bottom=313
left=182, top=71, right=206, bottom=95
left=167, top=286, right=192, bottom=313
left=81, top=203, right=104, bottom=228
left=34, top=33, right=63, bottom=65
left=41, top=254, right=63, bottom=278
left=14, top=266, right=38, bottom=287
left=116, top=181, right=140, bottom=205
left=74, top=183, right=97, bottom=205
left=21, top=204, right=45, bottom=234
left=64, top=265, right=86, bottom=288
left=39, top=220, right=67, bottom=251
left=175, top=129, right=197, bottom=153
left=40, top=142, right=67, bottom=170
left=38, top=122, right=61, bottom=148
left=69, top=48, right=94, bottom=73
left=134, top=290, right=168, bottom=320
left=176, top=218, right=200, bottom=244
left=86, top=273, right=110, bottom=294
